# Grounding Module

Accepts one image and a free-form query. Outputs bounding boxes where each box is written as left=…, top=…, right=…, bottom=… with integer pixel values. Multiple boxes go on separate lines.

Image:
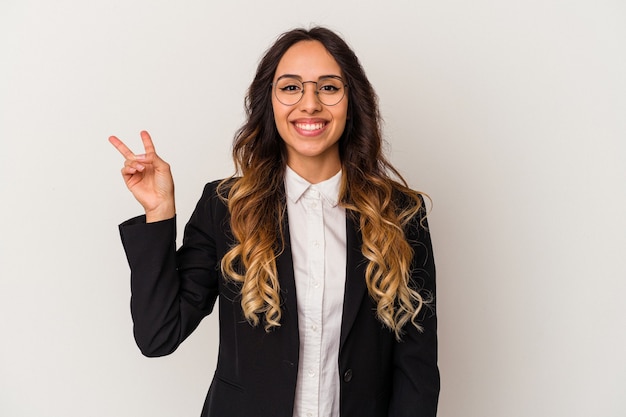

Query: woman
left=110, top=27, right=439, bottom=417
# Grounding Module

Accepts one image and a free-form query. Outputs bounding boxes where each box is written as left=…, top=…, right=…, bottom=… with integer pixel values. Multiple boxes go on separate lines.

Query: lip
left=291, top=118, right=329, bottom=136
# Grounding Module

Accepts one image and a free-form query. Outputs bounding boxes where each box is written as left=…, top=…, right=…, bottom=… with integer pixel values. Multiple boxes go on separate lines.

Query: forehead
left=274, top=40, right=342, bottom=79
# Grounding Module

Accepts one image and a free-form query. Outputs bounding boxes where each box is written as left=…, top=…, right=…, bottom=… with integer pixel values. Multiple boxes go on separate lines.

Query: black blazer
left=119, top=180, right=439, bottom=417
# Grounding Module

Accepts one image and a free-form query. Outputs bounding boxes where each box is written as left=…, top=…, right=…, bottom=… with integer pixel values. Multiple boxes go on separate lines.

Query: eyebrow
left=276, top=73, right=343, bottom=81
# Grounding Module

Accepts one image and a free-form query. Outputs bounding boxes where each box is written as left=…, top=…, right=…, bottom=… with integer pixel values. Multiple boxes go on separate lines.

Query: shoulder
left=185, top=179, right=236, bottom=239
left=197, top=178, right=238, bottom=203
left=191, top=179, right=235, bottom=222
left=388, top=187, right=432, bottom=252
left=391, top=184, right=429, bottom=217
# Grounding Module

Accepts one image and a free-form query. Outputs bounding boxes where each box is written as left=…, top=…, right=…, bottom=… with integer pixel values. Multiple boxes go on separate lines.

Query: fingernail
left=136, top=164, right=145, bottom=172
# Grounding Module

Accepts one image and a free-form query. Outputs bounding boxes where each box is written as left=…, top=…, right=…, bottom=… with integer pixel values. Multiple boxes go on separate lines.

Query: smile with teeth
left=295, top=122, right=326, bottom=131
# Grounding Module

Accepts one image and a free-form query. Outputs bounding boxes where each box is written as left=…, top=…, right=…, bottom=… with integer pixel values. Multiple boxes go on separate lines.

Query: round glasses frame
left=272, top=75, right=348, bottom=107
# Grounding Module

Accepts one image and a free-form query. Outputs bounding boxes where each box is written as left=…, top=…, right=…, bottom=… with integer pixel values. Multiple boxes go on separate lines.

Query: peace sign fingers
left=108, top=135, right=135, bottom=159
left=108, top=130, right=176, bottom=222
left=139, top=130, right=156, bottom=156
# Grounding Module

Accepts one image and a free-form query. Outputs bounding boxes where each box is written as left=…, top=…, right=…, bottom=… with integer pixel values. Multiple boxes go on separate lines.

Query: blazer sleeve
left=118, top=182, right=222, bottom=357
left=388, top=208, right=440, bottom=417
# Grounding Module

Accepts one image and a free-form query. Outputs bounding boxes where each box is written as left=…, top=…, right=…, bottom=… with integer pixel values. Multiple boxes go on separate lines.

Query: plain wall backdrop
left=1, top=0, right=625, bottom=416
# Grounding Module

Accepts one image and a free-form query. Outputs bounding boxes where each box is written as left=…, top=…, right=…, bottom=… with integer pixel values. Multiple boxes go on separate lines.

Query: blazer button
left=343, top=369, right=353, bottom=382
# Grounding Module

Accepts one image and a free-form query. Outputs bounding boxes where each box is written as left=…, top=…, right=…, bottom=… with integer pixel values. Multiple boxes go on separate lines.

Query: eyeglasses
left=273, top=75, right=348, bottom=106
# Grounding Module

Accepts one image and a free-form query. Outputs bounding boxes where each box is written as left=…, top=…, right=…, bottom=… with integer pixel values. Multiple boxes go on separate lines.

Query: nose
left=299, top=81, right=322, bottom=112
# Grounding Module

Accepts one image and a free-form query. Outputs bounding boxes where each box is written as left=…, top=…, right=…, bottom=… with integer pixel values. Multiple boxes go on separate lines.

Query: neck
left=287, top=157, right=341, bottom=184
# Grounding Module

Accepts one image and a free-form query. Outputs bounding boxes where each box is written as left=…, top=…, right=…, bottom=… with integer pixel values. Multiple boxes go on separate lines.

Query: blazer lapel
left=276, top=213, right=300, bottom=352
left=340, top=214, right=367, bottom=350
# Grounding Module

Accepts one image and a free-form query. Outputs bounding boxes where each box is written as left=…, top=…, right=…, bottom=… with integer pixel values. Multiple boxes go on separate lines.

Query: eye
left=318, top=78, right=344, bottom=95
left=276, top=79, right=303, bottom=94
left=319, top=84, right=340, bottom=92
left=280, top=84, right=300, bottom=92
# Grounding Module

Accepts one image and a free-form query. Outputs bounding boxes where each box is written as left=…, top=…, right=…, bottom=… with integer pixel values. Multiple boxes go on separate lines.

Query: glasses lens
left=274, top=76, right=347, bottom=106
left=275, top=77, right=303, bottom=106
left=317, top=77, right=345, bottom=106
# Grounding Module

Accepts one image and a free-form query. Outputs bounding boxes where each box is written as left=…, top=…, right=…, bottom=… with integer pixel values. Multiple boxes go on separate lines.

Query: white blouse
left=285, top=166, right=347, bottom=417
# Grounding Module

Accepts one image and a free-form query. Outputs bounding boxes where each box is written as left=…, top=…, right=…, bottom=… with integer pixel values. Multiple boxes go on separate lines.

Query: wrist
left=145, top=204, right=176, bottom=223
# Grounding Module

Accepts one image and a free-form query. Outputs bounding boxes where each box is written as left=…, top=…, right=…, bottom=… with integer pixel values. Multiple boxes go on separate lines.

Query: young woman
left=110, top=27, right=439, bottom=417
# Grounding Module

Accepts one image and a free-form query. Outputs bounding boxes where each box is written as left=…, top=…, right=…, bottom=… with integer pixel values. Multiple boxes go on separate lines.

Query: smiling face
left=272, top=40, right=348, bottom=183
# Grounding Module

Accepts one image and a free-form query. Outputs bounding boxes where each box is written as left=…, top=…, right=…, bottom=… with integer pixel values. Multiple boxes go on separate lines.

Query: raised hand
left=109, top=131, right=176, bottom=222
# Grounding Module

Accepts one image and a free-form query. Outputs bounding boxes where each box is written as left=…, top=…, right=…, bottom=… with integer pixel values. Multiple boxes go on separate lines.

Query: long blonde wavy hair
left=218, top=27, right=430, bottom=340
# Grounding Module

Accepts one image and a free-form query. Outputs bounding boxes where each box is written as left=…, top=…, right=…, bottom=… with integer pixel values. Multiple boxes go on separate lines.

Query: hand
left=109, top=131, right=176, bottom=222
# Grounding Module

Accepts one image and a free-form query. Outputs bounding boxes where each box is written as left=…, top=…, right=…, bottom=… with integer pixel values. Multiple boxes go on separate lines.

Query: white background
left=1, top=0, right=625, bottom=416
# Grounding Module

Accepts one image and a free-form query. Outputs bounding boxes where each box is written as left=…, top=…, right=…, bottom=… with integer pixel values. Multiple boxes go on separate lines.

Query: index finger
left=140, top=130, right=156, bottom=155
left=108, top=135, right=136, bottom=159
